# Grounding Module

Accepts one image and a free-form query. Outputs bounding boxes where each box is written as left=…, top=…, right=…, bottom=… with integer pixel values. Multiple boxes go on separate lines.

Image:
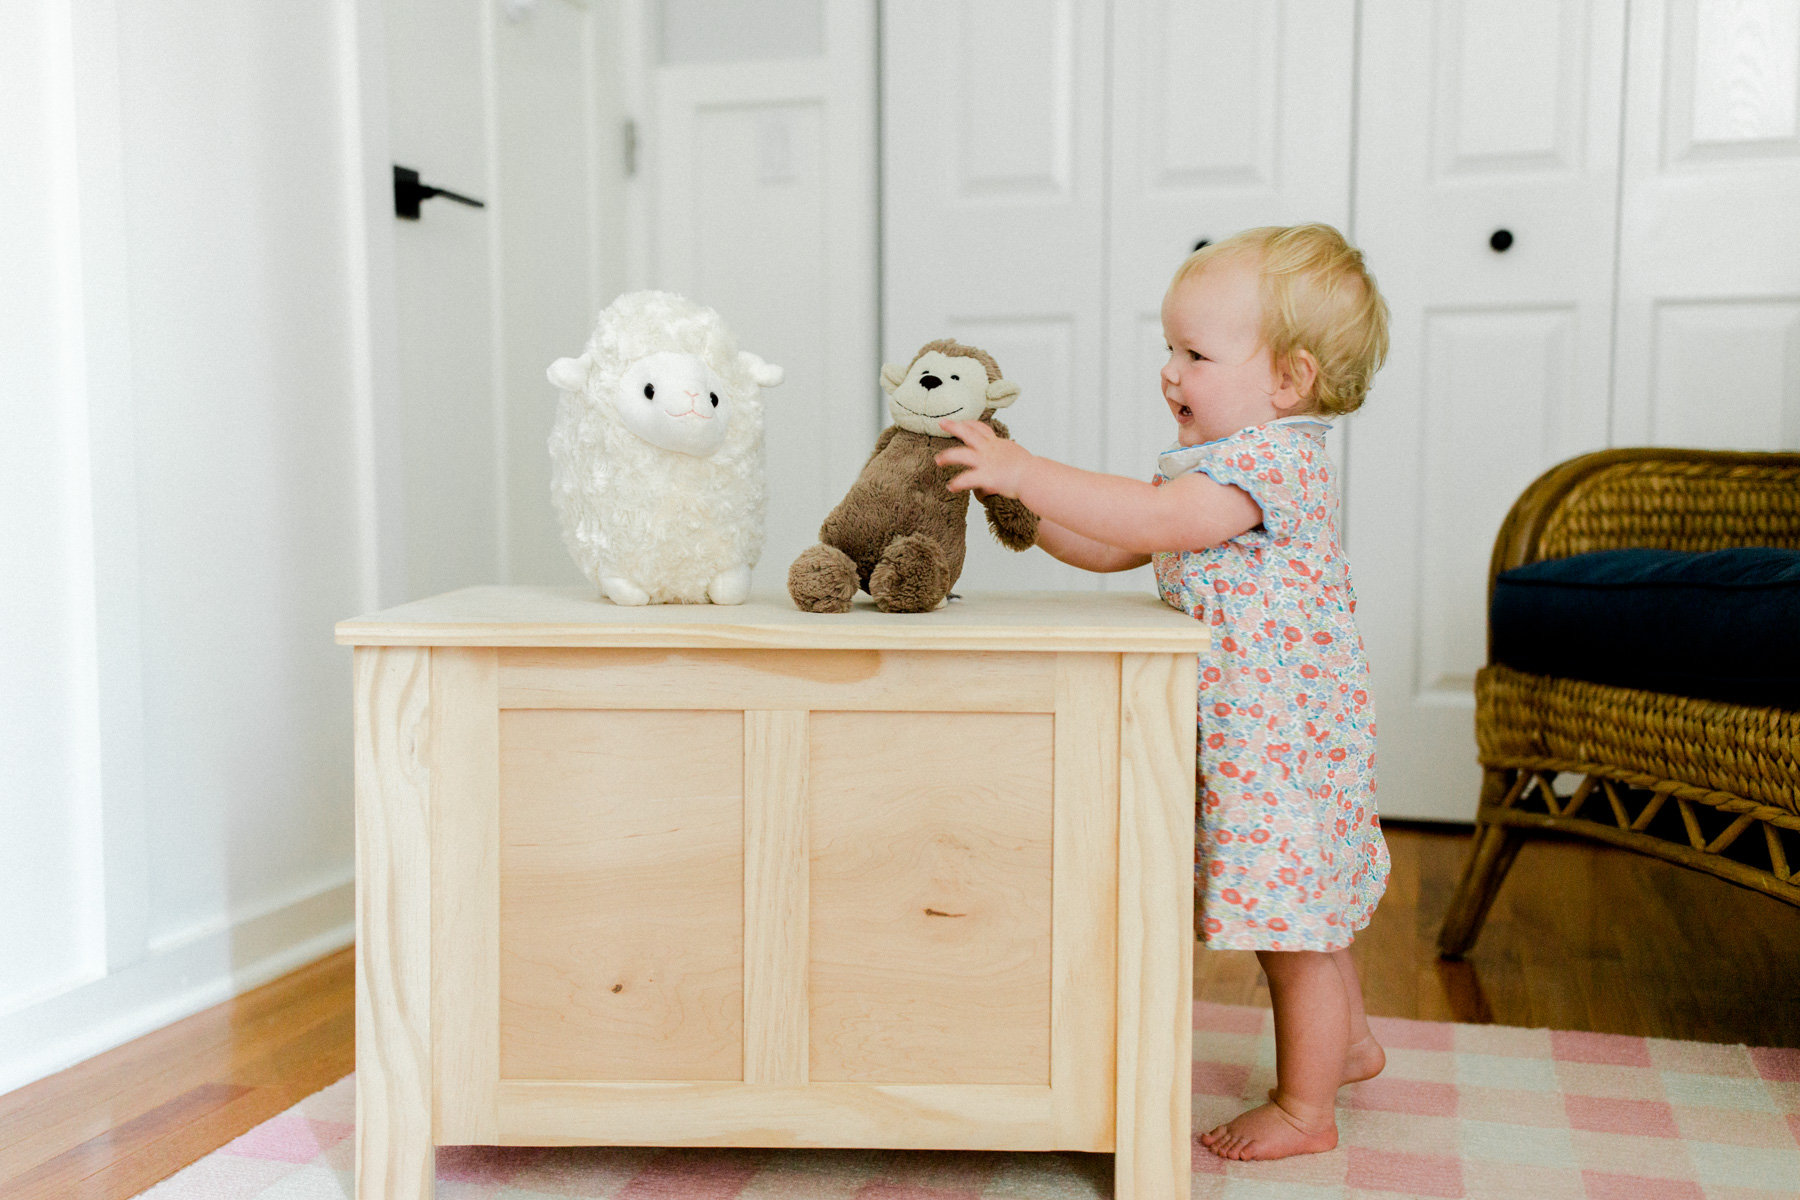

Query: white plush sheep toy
left=546, top=290, right=784, bottom=605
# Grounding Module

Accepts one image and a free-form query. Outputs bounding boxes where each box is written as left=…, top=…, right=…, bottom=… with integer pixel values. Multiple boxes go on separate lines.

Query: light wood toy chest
left=336, top=587, right=1202, bottom=1200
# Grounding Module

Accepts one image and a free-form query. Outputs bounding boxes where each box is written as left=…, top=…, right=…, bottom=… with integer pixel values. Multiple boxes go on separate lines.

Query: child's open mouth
left=1178, top=405, right=1193, bottom=418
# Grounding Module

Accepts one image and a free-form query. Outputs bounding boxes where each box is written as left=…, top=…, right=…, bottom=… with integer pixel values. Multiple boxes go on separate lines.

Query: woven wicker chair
left=1437, top=448, right=1800, bottom=958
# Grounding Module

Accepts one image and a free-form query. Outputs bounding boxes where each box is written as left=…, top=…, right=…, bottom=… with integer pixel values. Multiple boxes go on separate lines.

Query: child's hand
left=934, top=419, right=1032, bottom=499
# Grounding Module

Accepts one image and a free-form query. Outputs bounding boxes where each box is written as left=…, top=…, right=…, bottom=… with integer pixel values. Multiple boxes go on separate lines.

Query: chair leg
left=1437, top=770, right=1525, bottom=959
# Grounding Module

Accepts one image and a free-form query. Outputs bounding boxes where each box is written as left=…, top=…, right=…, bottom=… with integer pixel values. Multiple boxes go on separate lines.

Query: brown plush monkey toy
left=788, top=339, right=1039, bottom=613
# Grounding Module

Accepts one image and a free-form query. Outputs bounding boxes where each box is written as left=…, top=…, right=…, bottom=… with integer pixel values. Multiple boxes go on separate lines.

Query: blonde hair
left=1171, top=224, right=1389, bottom=416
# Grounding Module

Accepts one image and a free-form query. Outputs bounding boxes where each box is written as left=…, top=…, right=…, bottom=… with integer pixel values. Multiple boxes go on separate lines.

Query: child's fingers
left=940, top=418, right=991, bottom=445
left=934, top=446, right=977, bottom=468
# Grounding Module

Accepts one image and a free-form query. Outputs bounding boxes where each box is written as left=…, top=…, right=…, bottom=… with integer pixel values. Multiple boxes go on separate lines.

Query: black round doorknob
left=1489, top=228, right=1514, bottom=252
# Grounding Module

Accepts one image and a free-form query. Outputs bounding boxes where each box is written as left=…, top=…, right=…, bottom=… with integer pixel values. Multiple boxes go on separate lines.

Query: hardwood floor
left=1198, top=821, right=1800, bottom=1047
left=0, top=948, right=353, bottom=1200
left=5, top=824, right=1800, bottom=1198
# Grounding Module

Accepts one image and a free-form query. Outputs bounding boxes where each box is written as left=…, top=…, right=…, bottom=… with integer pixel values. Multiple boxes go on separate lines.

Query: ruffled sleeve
left=1156, top=421, right=1328, bottom=542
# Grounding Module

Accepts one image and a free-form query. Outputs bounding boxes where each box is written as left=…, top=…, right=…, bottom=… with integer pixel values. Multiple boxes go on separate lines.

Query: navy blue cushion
left=1490, top=547, right=1800, bottom=710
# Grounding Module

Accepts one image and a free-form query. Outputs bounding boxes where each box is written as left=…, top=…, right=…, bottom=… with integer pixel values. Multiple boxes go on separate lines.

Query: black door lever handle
left=393, top=165, right=486, bottom=219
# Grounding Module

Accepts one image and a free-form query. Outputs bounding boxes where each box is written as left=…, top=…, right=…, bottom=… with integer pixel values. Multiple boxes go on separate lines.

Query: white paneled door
left=1105, top=0, right=1356, bottom=593
left=383, top=0, right=627, bottom=600
left=1613, top=0, right=1800, bottom=449
left=649, top=0, right=879, bottom=590
left=1347, top=0, right=1629, bottom=819
left=883, top=0, right=1356, bottom=594
left=882, top=0, right=1111, bottom=593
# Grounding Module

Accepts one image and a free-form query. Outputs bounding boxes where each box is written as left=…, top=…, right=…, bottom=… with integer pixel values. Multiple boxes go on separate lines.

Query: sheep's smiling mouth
left=893, top=398, right=962, bottom=420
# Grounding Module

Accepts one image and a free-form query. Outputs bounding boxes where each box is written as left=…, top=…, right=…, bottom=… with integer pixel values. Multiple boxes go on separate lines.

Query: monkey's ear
left=547, top=354, right=591, bottom=392
left=880, top=362, right=907, bottom=395
left=985, top=378, right=1020, bottom=408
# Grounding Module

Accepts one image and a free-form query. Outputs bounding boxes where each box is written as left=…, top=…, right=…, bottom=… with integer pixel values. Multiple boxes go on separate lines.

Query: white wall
left=0, top=0, right=391, bottom=1092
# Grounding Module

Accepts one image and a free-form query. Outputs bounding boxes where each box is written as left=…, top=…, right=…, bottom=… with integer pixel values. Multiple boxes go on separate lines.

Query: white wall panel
left=113, top=0, right=364, bottom=951
left=1650, top=299, right=1800, bottom=448
left=0, top=0, right=106, bottom=1018
left=0, top=0, right=394, bottom=1091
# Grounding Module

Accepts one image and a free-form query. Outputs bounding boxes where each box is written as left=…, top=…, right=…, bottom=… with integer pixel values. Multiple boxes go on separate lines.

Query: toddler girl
left=936, top=224, right=1391, bottom=1162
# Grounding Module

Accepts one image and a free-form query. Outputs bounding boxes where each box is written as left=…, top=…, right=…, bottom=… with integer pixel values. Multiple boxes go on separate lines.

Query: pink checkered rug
left=136, top=1003, right=1800, bottom=1199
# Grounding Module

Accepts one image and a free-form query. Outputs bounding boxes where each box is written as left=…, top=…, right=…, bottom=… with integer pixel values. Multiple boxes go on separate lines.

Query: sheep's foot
left=707, top=564, right=752, bottom=605
left=601, top=576, right=650, bottom=606
left=870, top=533, right=950, bottom=614
left=788, top=544, right=858, bottom=613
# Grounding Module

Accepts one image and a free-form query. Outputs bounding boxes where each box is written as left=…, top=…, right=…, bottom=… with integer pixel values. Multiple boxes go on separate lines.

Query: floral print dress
left=1152, top=417, right=1387, bottom=952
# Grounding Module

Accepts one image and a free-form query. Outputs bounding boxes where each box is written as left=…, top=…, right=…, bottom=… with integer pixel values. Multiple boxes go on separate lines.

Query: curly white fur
left=547, top=291, right=783, bottom=605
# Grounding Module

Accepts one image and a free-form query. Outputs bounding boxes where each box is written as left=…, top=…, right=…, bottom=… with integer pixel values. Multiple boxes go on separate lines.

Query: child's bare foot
left=1200, top=1098, right=1338, bottom=1161
left=1343, top=1033, right=1385, bottom=1084
left=1266, top=1033, right=1385, bottom=1102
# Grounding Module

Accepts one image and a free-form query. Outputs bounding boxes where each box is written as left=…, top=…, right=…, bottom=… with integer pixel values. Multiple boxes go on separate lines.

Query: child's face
left=1159, top=255, right=1305, bottom=446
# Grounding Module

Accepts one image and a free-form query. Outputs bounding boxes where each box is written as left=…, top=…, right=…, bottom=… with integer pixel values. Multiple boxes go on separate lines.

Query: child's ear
left=985, top=379, right=1020, bottom=408
left=880, top=362, right=907, bottom=395
left=1277, top=350, right=1319, bottom=410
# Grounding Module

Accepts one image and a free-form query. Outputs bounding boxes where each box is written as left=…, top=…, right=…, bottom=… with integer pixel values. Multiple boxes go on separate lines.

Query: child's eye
left=1189, top=350, right=1204, bottom=361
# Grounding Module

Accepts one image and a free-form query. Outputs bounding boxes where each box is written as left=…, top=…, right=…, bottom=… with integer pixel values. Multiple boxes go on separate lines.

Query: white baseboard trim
left=0, top=870, right=354, bottom=1096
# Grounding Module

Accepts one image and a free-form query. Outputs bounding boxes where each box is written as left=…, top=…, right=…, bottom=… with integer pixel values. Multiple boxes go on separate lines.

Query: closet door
left=881, top=0, right=1109, bottom=591
left=1612, top=0, right=1800, bottom=449
left=650, top=0, right=879, bottom=585
left=1347, top=0, right=1628, bottom=820
left=1104, top=0, right=1356, bottom=593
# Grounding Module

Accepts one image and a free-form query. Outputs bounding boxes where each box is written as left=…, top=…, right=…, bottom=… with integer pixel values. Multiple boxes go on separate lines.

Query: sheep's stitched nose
left=919, top=374, right=941, bottom=390
left=683, top=390, right=698, bottom=397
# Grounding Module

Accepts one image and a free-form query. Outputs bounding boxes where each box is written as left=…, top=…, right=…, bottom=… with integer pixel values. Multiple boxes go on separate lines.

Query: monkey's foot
left=788, top=544, right=858, bottom=614
left=870, top=533, right=950, bottom=614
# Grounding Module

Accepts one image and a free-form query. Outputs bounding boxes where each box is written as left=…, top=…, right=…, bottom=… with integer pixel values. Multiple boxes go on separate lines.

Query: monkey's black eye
left=643, top=383, right=655, bottom=399
left=709, top=392, right=719, bottom=407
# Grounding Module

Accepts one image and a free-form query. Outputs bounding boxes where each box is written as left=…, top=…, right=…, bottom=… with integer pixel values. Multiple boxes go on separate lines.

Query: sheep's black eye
left=709, top=392, right=719, bottom=407
left=950, top=374, right=959, bottom=380
left=643, top=383, right=655, bottom=399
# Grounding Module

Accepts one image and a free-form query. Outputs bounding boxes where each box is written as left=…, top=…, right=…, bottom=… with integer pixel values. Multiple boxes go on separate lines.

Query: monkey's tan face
left=884, top=351, right=993, bottom=436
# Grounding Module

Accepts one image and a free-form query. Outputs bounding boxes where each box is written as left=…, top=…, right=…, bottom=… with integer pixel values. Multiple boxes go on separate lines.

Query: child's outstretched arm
left=935, top=419, right=1262, bottom=555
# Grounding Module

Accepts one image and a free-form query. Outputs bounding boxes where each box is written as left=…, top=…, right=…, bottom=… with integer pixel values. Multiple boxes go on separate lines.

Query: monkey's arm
left=859, top=423, right=900, bottom=472
left=977, top=417, right=1039, bottom=550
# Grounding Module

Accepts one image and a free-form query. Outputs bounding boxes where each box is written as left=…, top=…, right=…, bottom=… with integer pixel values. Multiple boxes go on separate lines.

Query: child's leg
left=1264, top=946, right=1385, bottom=1101
left=1201, top=949, right=1345, bottom=1160
left=1334, top=947, right=1385, bottom=1084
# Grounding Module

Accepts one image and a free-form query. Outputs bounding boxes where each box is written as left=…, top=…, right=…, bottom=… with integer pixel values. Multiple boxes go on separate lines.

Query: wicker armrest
left=1486, top=447, right=1800, bottom=616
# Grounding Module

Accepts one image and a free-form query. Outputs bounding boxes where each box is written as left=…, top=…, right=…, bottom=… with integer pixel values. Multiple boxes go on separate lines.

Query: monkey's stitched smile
left=892, top=398, right=962, bottom=420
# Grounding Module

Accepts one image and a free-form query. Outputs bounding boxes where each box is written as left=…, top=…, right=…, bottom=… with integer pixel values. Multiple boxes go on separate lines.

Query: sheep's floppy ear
left=985, top=378, right=1021, bottom=408
left=737, top=351, right=785, bottom=388
left=547, top=354, right=591, bottom=392
left=880, top=363, right=907, bottom=395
